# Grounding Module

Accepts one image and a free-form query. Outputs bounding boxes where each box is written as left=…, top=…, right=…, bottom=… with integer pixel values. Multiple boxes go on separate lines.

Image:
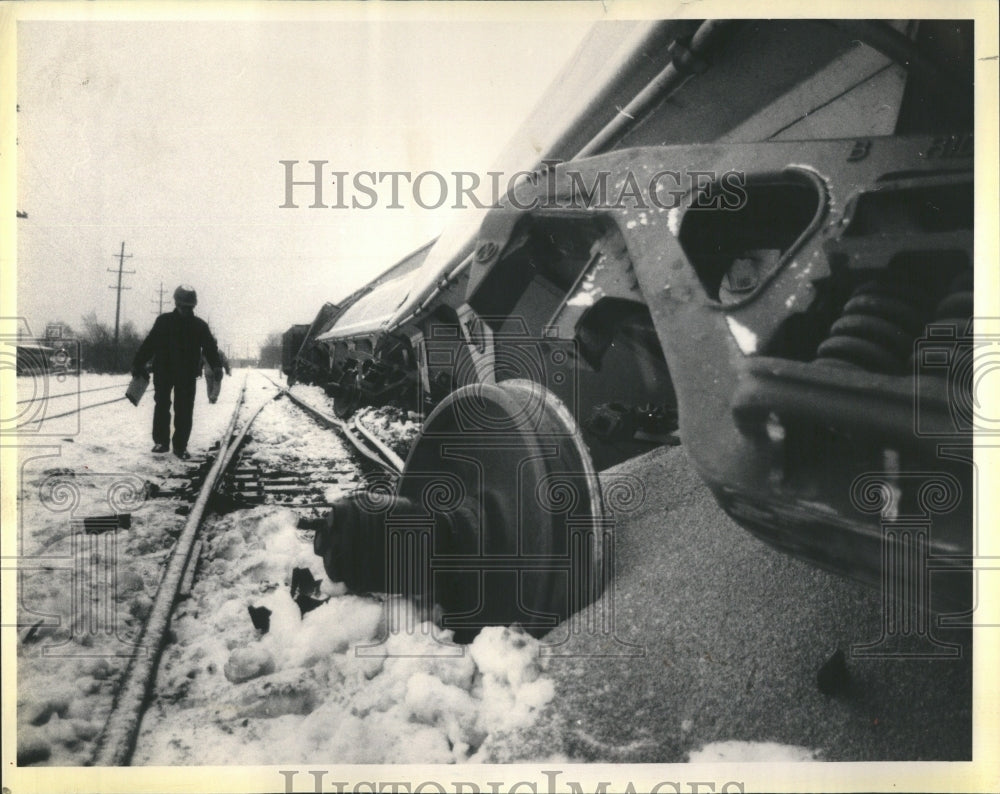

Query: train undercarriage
left=294, top=18, right=976, bottom=639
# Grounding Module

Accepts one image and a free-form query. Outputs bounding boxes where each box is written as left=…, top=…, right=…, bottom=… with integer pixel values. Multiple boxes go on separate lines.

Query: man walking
left=132, top=285, right=223, bottom=459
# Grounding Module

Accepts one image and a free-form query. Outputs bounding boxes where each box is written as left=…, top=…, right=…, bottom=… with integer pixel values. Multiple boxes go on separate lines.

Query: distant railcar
left=282, top=240, right=432, bottom=393
left=281, top=324, right=310, bottom=383
left=311, top=239, right=469, bottom=418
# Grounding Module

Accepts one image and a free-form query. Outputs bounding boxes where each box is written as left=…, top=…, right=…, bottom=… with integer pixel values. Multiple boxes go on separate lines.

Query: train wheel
left=396, top=378, right=606, bottom=640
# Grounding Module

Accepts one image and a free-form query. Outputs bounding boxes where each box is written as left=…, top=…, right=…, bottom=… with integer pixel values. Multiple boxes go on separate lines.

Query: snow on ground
left=15, top=369, right=247, bottom=765
left=15, top=369, right=822, bottom=768
left=133, top=379, right=553, bottom=764
left=686, top=740, right=820, bottom=762
left=281, top=382, right=422, bottom=462
left=243, top=385, right=363, bottom=499
left=283, top=381, right=343, bottom=419
left=136, top=558, right=555, bottom=765
left=15, top=369, right=554, bottom=766
left=354, top=405, right=422, bottom=460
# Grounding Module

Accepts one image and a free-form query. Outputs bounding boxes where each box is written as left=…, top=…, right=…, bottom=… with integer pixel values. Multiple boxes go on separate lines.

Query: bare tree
left=77, top=312, right=146, bottom=373
left=258, top=331, right=284, bottom=369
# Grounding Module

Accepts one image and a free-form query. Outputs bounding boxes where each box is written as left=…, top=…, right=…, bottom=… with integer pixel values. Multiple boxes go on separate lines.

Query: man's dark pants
left=153, top=374, right=197, bottom=453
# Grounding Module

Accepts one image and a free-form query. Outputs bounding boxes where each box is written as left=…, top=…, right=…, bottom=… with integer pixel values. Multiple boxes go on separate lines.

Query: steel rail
left=35, top=395, right=129, bottom=422
left=351, top=413, right=406, bottom=472
left=90, top=376, right=250, bottom=766
left=281, top=388, right=400, bottom=473
left=16, top=381, right=131, bottom=404
left=212, top=390, right=286, bottom=494
left=91, top=371, right=405, bottom=764
left=259, top=373, right=401, bottom=474
left=168, top=388, right=284, bottom=633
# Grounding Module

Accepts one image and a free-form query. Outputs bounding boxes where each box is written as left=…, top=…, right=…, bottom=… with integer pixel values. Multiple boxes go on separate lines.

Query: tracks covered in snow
left=18, top=370, right=553, bottom=767
left=129, top=375, right=553, bottom=765
left=91, top=377, right=253, bottom=764
left=91, top=372, right=408, bottom=764
left=260, top=372, right=405, bottom=474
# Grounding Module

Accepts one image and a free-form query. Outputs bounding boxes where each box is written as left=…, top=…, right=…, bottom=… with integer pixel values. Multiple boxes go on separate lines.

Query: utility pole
left=151, top=281, right=167, bottom=315
left=108, top=242, right=134, bottom=369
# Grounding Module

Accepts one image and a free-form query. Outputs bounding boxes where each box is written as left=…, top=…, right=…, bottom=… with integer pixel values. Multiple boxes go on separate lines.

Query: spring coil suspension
left=815, top=270, right=972, bottom=374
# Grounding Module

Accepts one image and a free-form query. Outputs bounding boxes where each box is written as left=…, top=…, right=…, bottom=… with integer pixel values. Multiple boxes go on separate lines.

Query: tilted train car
left=283, top=303, right=345, bottom=387
left=311, top=240, right=445, bottom=417
left=312, top=19, right=977, bottom=637
left=283, top=240, right=434, bottom=397
left=308, top=24, right=704, bottom=464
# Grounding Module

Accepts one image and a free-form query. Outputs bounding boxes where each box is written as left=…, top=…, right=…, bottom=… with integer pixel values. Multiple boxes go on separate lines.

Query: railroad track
left=14, top=381, right=134, bottom=424
left=14, top=370, right=603, bottom=767
left=259, top=372, right=405, bottom=473
left=15, top=380, right=131, bottom=405
left=89, top=372, right=410, bottom=765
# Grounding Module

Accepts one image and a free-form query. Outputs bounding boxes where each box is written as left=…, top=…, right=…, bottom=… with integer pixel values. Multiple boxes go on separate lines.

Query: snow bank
left=136, top=496, right=556, bottom=765
left=687, top=740, right=820, bottom=762
left=16, top=371, right=244, bottom=765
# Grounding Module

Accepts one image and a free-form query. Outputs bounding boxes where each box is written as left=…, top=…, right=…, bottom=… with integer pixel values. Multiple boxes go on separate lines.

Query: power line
left=152, top=281, right=167, bottom=315
left=108, top=242, right=135, bottom=369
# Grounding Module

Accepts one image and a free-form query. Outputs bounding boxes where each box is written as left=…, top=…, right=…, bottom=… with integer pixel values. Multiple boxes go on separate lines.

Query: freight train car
left=312, top=19, right=978, bottom=638
left=281, top=324, right=310, bottom=382
left=283, top=240, right=435, bottom=395
left=309, top=239, right=442, bottom=416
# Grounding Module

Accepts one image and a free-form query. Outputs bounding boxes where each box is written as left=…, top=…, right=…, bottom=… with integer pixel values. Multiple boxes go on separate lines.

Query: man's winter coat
left=133, top=310, right=222, bottom=382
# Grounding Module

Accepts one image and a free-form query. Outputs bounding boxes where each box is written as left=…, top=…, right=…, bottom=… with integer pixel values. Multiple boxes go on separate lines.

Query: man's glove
left=131, top=367, right=148, bottom=380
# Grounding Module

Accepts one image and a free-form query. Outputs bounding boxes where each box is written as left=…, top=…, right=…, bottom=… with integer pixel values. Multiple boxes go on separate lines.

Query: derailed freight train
left=304, top=19, right=977, bottom=639
left=283, top=241, right=438, bottom=413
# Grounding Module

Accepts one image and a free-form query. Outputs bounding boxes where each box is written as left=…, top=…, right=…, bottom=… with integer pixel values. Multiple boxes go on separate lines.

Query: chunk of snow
left=224, top=645, right=276, bottom=683
left=687, top=740, right=819, bottom=762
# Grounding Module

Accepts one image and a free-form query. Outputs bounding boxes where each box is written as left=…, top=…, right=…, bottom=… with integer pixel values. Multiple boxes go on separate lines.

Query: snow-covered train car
left=310, top=239, right=447, bottom=417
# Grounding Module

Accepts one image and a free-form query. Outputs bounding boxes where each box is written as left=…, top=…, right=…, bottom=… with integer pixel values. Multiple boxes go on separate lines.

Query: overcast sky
left=15, top=13, right=593, bottom=356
